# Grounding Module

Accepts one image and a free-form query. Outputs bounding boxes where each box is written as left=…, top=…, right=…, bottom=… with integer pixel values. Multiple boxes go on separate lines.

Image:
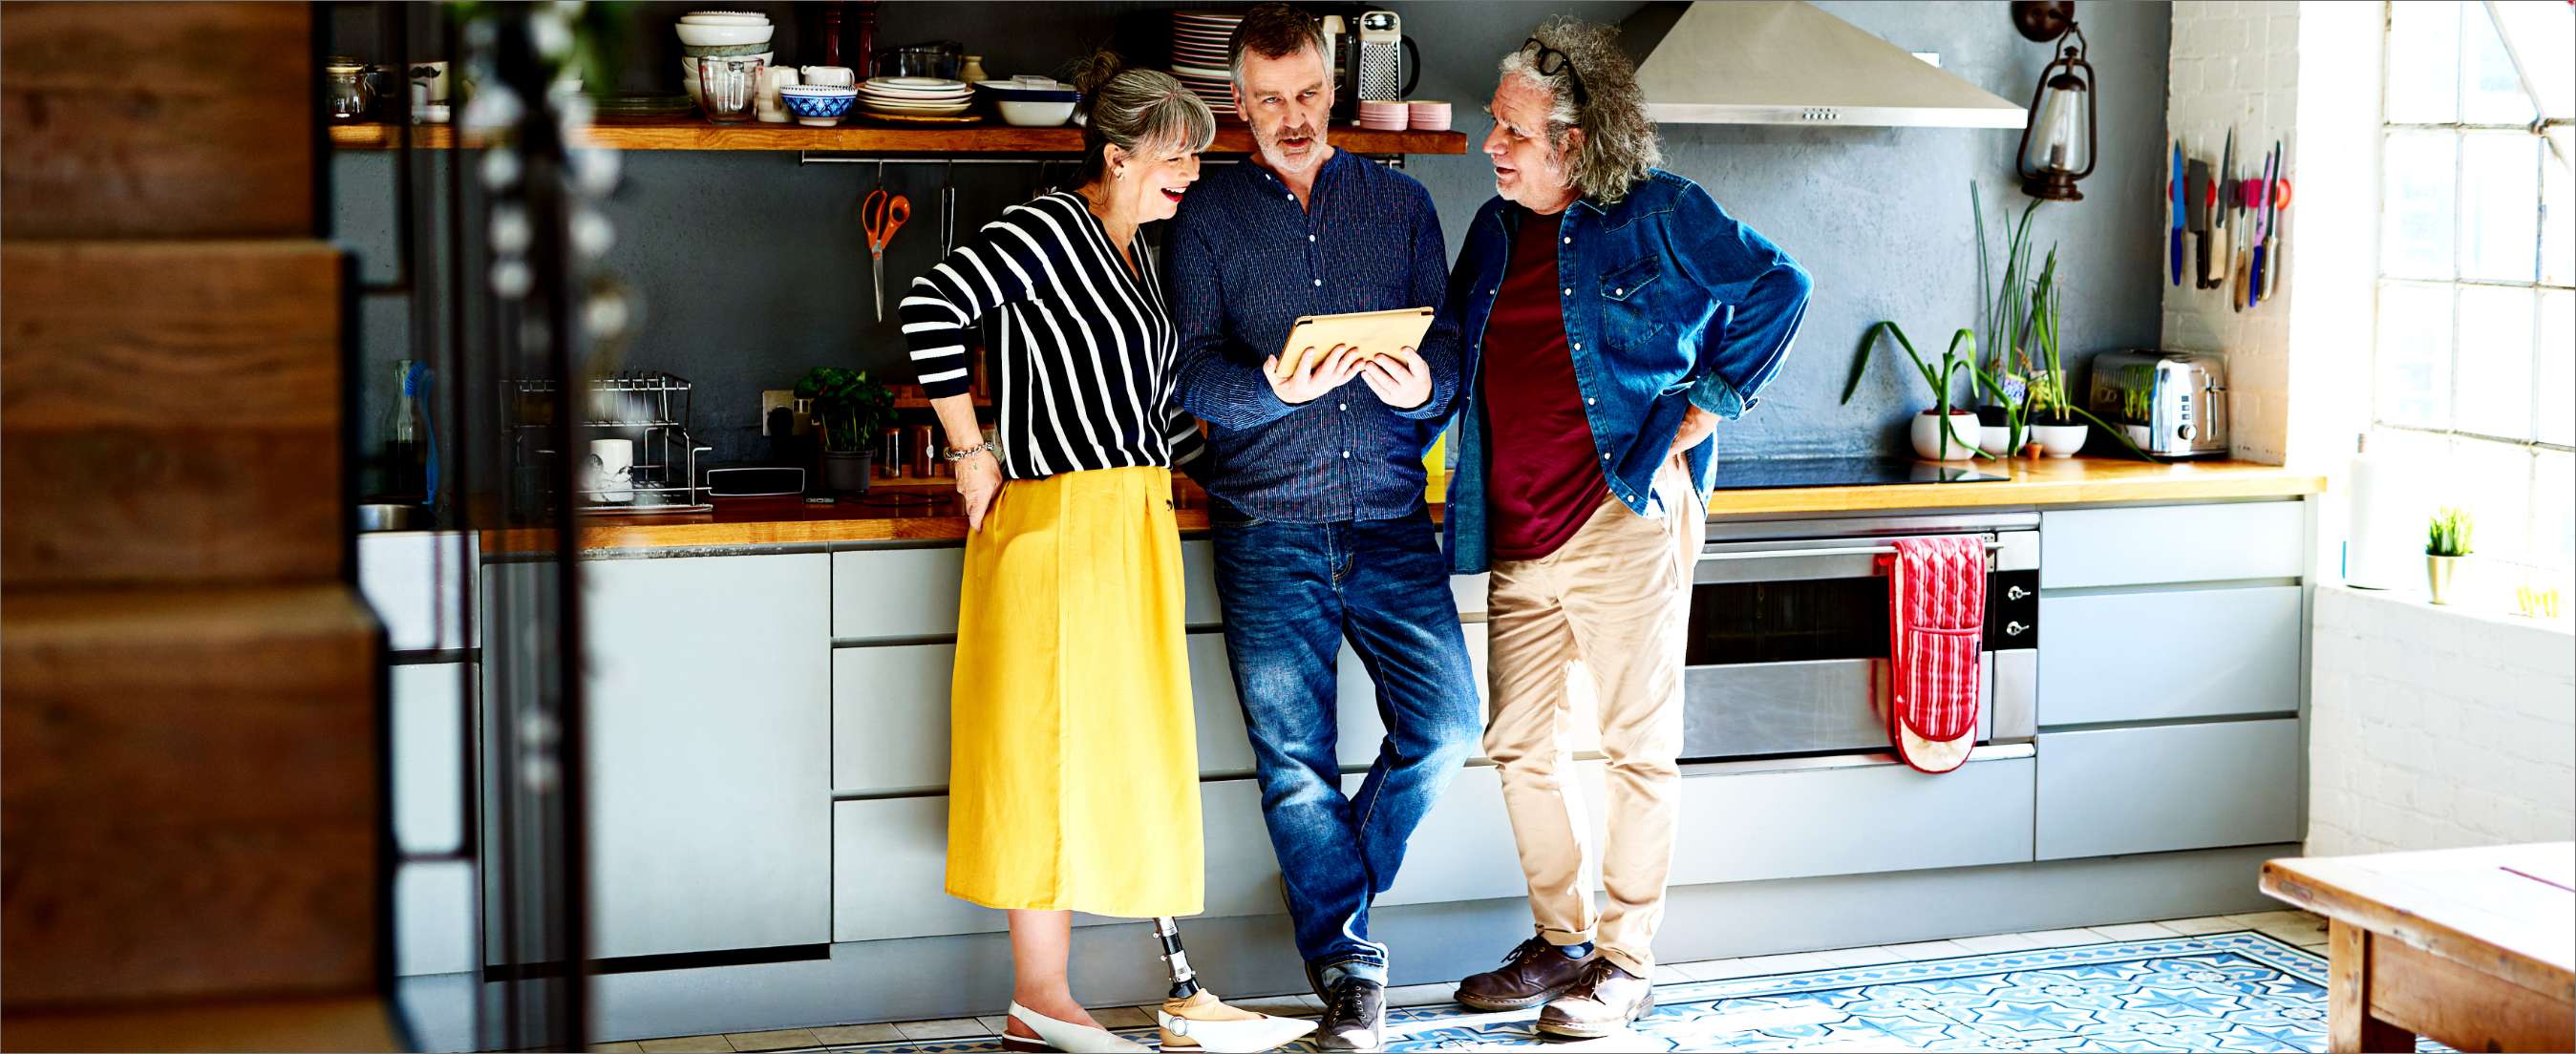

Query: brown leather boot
left=1535, top=959, right=1656, bottom=1039
left=1454, top=936, right=1597, bottom=1011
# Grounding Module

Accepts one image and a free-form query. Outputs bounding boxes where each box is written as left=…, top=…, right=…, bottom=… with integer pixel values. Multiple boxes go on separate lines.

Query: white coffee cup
left=756, top=66, right=800, bottom=122
left=799, top=65, right=856, bottom=88
left=585, top=438, right=635, bottom=504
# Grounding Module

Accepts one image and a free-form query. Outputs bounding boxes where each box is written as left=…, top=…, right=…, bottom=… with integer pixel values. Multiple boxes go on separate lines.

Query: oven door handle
left=1693, top=539, right=2001, bottom=583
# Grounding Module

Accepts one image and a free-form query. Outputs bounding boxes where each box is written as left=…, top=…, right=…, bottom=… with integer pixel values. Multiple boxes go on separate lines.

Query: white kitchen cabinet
left=2038, top=586, right=2303, bottom=727
left=831, top=541, right=1221, bottom=641
left=392, top=662, right=473, bottom=856
left=2040, top=501, right=2305, bottom=588
left=359, top=530, right=478, bottom=652
left=576, top=553, right=833, bottom=959
left=830, top=777, right=1278, bottom=942
left=2035, top=718, right=2302, bottom=859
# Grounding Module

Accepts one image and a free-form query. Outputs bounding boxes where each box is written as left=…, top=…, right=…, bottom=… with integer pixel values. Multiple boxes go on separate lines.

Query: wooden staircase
left=2, top=3, right=396, bottom=1048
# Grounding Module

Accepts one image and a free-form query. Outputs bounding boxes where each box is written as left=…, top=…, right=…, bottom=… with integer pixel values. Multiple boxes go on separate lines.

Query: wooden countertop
left=480, top=456, right=2324, bottom=553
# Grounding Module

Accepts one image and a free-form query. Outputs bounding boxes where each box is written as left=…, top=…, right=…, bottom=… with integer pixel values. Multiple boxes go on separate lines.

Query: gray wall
left=334, top=0, right=2169, bottom=466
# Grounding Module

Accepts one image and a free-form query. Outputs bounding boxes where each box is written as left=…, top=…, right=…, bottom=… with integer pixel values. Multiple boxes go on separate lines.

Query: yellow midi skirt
left=945, top=466, right=1203, bottom=917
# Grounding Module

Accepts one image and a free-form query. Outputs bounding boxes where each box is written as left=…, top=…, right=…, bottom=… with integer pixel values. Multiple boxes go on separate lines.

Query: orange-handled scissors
left=862, top=187, right=911, bottom=322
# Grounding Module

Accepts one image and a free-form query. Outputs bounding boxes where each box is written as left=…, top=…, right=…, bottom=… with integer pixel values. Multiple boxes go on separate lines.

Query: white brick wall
left=2163, top=1, right=2305, bottom=463
left=2308, top=584, right=2576, bottom=854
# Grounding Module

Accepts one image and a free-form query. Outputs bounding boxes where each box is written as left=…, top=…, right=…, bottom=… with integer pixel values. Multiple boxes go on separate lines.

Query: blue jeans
left=1210, top=503, right=1482, bottom=988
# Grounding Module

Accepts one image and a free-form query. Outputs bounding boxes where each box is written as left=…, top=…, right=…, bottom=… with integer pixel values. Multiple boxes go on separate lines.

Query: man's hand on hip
left=1359, top=346, right=1433, bottom=411
left=1264, top=343, right=1363, bottom=406
left=1668, top=404, right=1720, bottom=460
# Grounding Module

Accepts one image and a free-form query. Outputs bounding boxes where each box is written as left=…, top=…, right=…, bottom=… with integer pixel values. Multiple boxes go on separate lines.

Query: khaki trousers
left=1483, top=457, right=1703, bottom=977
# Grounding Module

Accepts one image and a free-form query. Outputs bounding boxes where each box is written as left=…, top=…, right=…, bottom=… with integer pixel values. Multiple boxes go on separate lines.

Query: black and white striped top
left=899, top=191, right=1204, bottom=480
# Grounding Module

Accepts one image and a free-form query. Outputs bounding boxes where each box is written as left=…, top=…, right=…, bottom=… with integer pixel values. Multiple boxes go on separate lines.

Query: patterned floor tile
left=802, top=934, right=2450, bottom=1053
left=1383, top=982, right=1459, bottom=1008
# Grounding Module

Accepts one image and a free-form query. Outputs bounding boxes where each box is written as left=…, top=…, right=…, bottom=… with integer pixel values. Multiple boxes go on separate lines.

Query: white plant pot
left=2033, top=422, right=2089, bottom=458
left=1977, top=425, right=2017, bottom=456
left=1910, top=411, right=1982, bottom=462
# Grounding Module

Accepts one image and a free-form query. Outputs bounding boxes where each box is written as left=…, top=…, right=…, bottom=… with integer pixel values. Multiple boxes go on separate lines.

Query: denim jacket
left=1443, top=169, right=1813, bottom=575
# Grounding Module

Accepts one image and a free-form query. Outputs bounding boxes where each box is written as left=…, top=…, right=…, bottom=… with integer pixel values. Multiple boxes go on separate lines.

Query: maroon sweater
left=1482, top=209, right=1604, bottom=561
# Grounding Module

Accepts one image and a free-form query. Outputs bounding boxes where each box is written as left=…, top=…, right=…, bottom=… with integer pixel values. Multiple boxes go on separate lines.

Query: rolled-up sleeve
left=1671, top=185, right=1813, bottom=420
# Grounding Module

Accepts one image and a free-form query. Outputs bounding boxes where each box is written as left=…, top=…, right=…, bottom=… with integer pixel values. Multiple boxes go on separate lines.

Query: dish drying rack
left=507, top=369, right=713, bottom=514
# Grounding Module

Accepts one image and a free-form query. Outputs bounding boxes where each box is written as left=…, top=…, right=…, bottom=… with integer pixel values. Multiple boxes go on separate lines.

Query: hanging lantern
left=2011, top=0, right=2097, bottom=201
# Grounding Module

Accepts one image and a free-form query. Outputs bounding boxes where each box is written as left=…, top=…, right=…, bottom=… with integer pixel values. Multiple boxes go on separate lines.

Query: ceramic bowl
left=994, top=97, right=1077, bottom=126
left=780, top=85, right=858, bottom=126
left=681, top=41, right=773, bottom=58
left=673, top=21, right=774, bottom=47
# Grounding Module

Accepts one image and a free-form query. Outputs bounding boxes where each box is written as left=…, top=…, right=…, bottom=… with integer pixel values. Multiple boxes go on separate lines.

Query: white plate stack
left=1358, top=99, right=1409, bottom=131
left=1170, top=10, right=1241, bottom=118
left=1406, top=99, right=1451, bottom=131
left=861, top=76, right=972, bottom=116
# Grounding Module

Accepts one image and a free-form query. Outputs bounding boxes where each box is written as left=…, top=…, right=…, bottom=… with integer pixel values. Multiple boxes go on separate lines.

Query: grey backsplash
left=337, top=0, right=2169, bottom=471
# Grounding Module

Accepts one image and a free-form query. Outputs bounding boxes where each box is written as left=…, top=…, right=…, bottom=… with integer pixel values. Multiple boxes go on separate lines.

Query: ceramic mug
left=799, top=65, right=857, bottom=89
left=408, top=59, right=451, bottom=102
left=585, top=438, right=635, bottom=504
left=756, top=66, right=800, bottom=123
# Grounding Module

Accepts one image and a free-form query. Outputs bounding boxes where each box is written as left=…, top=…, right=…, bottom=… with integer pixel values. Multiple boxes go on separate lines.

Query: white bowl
left=678, top=11, right=768, bottom=25
left=674, top=22, right=774, bottom=47
left=996, top=97, right=1077, bottom=127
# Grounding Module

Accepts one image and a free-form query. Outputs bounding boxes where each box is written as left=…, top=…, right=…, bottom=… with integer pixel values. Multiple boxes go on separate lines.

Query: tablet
left=1277, top=306, right=1436, bottom=374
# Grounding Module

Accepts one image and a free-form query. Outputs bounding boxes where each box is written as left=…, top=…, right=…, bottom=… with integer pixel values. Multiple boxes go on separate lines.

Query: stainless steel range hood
left=1622, top=1, right=2028, bottom=128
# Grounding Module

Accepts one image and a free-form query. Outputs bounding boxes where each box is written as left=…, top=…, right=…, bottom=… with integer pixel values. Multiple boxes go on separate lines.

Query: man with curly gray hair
left=1442, top=17, right=1813, bottom=1040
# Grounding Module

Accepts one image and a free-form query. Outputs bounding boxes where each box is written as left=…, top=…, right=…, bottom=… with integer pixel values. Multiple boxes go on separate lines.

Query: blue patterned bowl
left=779, top=86, right=857, bottom=125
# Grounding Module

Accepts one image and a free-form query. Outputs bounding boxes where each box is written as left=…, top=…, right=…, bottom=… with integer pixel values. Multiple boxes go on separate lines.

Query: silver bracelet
left=942, top=442, right=993, bottom=462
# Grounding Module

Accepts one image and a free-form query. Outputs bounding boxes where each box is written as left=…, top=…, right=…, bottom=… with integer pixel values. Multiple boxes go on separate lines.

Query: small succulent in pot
left=2425, top=506, right=2474, bottom=604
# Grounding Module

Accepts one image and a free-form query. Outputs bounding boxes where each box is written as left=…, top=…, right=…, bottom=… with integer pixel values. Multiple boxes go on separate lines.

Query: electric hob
left=1708, top=456, right=2010, bottom=490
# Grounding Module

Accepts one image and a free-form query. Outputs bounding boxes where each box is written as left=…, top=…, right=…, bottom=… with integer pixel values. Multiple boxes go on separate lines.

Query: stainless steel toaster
left=2087, top=350, right=2229, bottom=458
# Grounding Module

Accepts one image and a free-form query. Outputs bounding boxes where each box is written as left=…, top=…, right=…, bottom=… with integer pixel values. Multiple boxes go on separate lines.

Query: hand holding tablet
left=1264, top=306, right=1437, bottom=407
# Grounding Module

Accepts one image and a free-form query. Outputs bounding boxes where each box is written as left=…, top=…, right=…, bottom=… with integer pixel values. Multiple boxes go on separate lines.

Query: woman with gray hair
left=1442, top=17, right=1814, bottom=1041
left=896, top=53, right=1313, bottom=1054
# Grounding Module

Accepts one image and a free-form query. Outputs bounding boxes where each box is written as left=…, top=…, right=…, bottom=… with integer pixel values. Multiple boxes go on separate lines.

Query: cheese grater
left=1352, top=10, right=1414, bottom=101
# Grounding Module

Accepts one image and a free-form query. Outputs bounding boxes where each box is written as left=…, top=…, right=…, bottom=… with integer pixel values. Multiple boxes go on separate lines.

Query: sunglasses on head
left=1519, top=36, right=1590, bottom=109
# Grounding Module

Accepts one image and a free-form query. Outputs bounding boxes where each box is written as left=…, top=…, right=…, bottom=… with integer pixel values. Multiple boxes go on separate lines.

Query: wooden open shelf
left=329, top=119, right=1469, bottom=156
left=889, top=396, right=989, bottom=410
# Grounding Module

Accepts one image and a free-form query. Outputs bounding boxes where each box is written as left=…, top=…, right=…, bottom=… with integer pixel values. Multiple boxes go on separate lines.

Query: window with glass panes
left=2376, top=1, right=2574, bottom=573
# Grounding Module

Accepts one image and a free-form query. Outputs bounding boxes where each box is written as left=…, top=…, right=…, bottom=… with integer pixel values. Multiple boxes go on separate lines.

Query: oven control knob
left=2007, top=585, right=2031, bottom=601
left=2005, top=620, right=2029, bottom=637
left=2178, top=423, right=2197, bottom=441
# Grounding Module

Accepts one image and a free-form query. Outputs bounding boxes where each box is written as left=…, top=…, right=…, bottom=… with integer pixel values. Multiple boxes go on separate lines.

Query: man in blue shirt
left=1164, top=6, right=1478, bottom=1048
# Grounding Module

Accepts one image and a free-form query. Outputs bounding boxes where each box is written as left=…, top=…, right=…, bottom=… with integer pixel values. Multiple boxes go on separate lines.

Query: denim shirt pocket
left=1597, top=257, right=1667, bottom=351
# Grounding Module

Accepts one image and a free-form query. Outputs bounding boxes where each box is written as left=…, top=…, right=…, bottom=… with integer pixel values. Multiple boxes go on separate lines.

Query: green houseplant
left=795, top=367, right=895, bottom=493
left=2425, top=506, right=2474, bottom=604
left=1846, top=323, right=1983, bottom=461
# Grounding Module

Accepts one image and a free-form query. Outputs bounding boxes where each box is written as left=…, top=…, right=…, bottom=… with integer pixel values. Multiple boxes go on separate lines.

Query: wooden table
left=2261, top=843, right=2576, bottom=1052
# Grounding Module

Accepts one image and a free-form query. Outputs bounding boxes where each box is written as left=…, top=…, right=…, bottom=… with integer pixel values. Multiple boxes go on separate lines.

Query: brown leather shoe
left=1454, top=937, right=1597, bottom=1011
left=1535, top=959, right=1655, bottom=1039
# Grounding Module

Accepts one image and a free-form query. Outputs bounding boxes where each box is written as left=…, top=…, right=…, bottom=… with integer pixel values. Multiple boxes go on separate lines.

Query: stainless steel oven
left=1681, top=513, right=2038, bottom=762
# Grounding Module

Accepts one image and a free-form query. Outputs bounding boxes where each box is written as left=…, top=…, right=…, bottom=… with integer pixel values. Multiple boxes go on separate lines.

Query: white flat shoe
left=1000, top=1001, right=1149, bottom=1053
left=1156, top=989, right=1319, bottom=1053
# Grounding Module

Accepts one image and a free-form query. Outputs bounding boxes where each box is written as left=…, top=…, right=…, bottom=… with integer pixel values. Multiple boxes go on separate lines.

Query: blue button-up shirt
left=1445, top=169, right=1814, bottom=574
left=1165, top=148, right=1461, bottom=523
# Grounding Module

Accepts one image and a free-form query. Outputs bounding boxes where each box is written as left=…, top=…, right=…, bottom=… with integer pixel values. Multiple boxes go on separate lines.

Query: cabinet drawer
left=832, top=643, right=953, bottom=794
left=2038, top=586, right=2301, bottom=727
left=2035, top=718, right=2301, bottom=859
left=392, top=663, right=472, bottom=856
left=2041, top=502, right=2305, bottom=588
left=831, top=778, right=1279, bottom=942
left=1671, top=751, right=2035, bottom=883
left=833, top=541, right=1221, bottom=641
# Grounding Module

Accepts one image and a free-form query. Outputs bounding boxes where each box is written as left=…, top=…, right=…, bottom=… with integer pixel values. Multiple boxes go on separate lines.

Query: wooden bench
left=2261, top=842, right=2575, bottom=1053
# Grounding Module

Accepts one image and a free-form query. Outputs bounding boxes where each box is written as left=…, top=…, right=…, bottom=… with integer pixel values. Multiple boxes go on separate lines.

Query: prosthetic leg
left=1150, top=917, right=1318, bottom=1052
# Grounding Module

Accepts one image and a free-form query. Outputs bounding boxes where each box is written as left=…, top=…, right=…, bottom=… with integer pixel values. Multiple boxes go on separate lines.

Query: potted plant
left=2426, top=506, right=2474, bottom=604
left=794, top=367, right=895, bottom=494
left=2024, top=256, right=2091, bottom=457
left=1847, top=322, right=1983, bottom=461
